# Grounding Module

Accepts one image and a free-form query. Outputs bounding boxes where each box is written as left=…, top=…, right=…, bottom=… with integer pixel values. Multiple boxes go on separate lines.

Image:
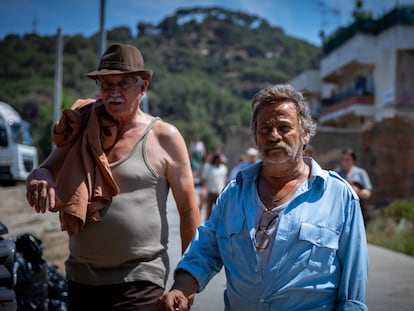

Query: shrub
left=366, top=198, right=414, bottom=257
left=383, top=198, right=414, bottom=222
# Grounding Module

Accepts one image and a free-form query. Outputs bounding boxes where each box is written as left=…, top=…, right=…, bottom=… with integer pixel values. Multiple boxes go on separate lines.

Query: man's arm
left=336, top=198, right=369, bottom=310
left=160, top=123, right=200, bottom=253
left=359, top=169, right=372, bottom=200
left=355, top=187, right=371, bottom=200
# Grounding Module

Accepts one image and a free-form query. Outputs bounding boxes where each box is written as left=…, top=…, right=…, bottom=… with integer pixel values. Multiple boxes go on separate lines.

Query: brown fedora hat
left=86, top=43, right=153, bottom=80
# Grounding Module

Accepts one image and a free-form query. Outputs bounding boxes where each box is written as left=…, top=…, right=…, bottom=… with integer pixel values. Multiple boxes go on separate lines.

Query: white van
left=0, top=101, right=38, bottom=186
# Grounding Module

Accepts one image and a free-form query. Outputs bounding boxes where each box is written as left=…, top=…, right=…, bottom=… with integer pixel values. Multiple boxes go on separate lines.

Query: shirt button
left=259, top=298, right=265, bottom=303
left=316, top=238, right=322, bottom=245
left=254, top=267, right=259, bottom=272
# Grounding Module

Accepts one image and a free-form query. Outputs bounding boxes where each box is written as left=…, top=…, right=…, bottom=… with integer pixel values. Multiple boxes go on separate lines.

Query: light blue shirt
left=177, top=158, right=368, bottom=311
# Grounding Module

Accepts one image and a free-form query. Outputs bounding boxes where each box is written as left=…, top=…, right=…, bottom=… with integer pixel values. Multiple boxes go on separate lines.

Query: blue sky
left=0, top=0, right=412, bottom=46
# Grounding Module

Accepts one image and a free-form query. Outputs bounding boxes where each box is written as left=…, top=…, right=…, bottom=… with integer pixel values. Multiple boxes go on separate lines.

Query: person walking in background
left=196, top=152, right=212, bottom=214
left=157, top=84, right=368, bottom=311
left=189, top=137, right=206, bottom=185
left=228, top=147, right=260, bottom=181
left=200, top=152, right=228, bottom=221
left=336, top=148, right=373, bottom=225
left=25, top=43, right=200, bottom=310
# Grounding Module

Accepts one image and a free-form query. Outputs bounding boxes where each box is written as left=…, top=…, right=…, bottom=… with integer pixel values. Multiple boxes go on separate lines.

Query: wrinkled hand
left=26, top=167, right=58, bottom=213
left=156, top=290, right=192, bottom=311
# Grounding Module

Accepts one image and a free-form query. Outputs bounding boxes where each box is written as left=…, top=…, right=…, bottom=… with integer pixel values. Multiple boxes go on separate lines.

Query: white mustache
left=264, top=142, right=293, bottom=156
left=108, top=97, right=124, bottom=103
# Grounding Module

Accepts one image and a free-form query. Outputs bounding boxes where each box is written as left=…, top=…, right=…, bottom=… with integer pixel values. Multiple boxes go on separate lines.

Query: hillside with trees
left=0, top=6, right=320, bottom=160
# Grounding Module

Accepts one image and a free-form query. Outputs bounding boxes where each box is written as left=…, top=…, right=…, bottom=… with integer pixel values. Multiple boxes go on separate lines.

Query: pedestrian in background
left=189, top=137, right=206, bottom=185
left=196, top=152, right=212, bottom=213
left=157, top=84, right=368, bottom=311
left=26, top=43, right=200, bottom=310
left=228, top=147, right=260, bottom=181
left=336, top=147, right=373, bottom=225
left=200, top=152, right=228, bottom=221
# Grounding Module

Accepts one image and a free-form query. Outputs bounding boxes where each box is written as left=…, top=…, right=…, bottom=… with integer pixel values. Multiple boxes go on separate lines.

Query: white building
left=291, top=5, right=414, bottom=129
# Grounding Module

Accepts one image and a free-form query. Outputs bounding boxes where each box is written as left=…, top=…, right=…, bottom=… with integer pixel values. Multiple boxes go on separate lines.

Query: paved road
left=165, top=193, right=414, bottom=310
left=366, top=244, right=414, bottom=310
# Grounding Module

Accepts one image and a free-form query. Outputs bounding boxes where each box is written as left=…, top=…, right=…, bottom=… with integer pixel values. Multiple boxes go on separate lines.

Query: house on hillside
left=290, top=5, right=414, bottom=207
left=291, top=5, right=414, bottom=129
left=320, top=5, right=414, bottom=128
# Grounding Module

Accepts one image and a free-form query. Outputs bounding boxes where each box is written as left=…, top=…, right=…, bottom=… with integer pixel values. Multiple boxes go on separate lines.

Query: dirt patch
left=0, top=184, right=69, bottom=275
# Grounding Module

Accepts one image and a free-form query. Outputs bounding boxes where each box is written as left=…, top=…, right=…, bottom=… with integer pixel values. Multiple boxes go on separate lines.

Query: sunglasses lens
left=255, top=230, right=270, bottom=249
left=255, top=211, right=278, bottom=249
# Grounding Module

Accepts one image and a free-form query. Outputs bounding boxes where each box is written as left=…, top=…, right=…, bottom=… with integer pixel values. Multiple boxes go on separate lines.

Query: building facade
left=290, top=5, right=414, bottom=208
left=291, top=5, right=414, bottom=129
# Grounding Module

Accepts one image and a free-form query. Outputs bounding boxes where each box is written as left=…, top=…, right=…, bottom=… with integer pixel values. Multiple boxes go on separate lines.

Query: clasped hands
left=156, top=290, right=194, bottom=311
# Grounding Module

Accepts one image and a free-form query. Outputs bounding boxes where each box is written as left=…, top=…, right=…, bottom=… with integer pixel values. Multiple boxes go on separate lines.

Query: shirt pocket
left=215, top=217, right=247, bottom=263
left=299, top=223, right=339, bottom=273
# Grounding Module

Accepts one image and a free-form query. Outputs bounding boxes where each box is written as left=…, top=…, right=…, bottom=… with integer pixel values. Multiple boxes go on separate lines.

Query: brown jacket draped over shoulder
left=52, top=99, right=119, bottom=236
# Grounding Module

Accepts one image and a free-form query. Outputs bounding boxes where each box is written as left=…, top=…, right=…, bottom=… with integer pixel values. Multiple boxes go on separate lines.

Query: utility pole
left=53, top=27, right=63, bottom=149
left=99, top=0, right=107, bottom=58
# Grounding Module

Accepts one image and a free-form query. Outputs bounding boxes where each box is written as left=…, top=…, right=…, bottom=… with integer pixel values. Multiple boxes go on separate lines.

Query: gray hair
left=135, top=76, right=143, bottom=87
left=250, top=84, right=316, bottom=141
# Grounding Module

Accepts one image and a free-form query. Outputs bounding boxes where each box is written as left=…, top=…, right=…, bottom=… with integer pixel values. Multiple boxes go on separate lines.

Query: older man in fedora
left=26, top=43, right=200, bottom=310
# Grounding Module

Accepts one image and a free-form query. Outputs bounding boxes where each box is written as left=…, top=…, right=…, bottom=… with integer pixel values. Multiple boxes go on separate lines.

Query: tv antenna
left=317, top=0, right=341, bottom=42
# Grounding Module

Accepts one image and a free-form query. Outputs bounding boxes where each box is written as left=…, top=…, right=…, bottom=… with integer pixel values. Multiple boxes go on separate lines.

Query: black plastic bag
left=47, top=265, right=67, bottom=311
left=14, top=234, right=48, bottom=311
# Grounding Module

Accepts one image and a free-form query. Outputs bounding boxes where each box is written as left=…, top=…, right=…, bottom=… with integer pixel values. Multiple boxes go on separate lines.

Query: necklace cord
left=259, top=163, right=307, bottom=208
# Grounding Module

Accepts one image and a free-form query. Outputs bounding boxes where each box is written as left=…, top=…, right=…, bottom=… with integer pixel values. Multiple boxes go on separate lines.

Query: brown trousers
left=67, top=280, right=163, bottom=311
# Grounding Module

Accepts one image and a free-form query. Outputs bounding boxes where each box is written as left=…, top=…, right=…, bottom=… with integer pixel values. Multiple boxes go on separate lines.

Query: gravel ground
left=0, top=184, right=69, bottom=274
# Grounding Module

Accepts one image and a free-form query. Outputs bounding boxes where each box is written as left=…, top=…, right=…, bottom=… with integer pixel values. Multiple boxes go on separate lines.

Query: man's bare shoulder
left=146, top=118, right=189, bottom=175
left=152, top=118, right=183, bottom=141
left=146, top=118, right=187, bottom=157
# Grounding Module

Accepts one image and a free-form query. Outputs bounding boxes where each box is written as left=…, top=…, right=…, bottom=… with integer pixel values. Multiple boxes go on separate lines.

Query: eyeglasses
left=255, top=210, right=278, bottom=249
left=98, top=77, right=141, bottom=91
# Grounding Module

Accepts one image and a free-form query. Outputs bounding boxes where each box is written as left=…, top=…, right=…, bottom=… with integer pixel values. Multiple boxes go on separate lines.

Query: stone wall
left=362, top=116, right=414, bottom=207
left=223, top=126, right=256, bottom=169
left=309, top=127, right=364, bottom=171
left=309, top=116, right=414, bottom=208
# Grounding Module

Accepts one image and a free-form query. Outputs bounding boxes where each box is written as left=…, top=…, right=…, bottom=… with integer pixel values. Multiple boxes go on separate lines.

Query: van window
left=0, top=116, right=8, bottom=147
left=0, top=124, right=8, bottom=147
left=10, top=121, right=33, bottom=145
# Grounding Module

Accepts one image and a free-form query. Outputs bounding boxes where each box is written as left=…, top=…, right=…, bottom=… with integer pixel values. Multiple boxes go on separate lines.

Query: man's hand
left=156, top=289, right=190, bottom=311
left=156, top=269, right=198, bottom=310
left=26, top=167, right=58, bottom=213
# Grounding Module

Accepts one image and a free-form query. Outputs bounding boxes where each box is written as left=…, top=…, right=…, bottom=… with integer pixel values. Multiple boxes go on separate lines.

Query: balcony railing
left=320, top=94, right=374, bottom=117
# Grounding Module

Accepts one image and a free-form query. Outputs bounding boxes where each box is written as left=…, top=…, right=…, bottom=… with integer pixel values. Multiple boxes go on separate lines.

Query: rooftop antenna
left=318, top=0, right=342, bottom=42
left=330, top=7, right=341, bottom=29
left=317, top=0, right=328, bottom=42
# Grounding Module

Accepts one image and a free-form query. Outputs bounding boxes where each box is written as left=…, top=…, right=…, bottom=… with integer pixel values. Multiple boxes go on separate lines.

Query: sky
left=0, top=0, right=413, bottom=46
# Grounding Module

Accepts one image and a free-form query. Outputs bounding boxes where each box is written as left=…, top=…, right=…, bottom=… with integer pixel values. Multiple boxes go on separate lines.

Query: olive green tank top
left=65, top=117, right=170, bottom=288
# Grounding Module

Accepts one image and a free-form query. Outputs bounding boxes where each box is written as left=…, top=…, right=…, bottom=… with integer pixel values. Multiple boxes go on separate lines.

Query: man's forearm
left=179, top=208, right=200, bottom=253
left=172, top=269, right=200, bottom=297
